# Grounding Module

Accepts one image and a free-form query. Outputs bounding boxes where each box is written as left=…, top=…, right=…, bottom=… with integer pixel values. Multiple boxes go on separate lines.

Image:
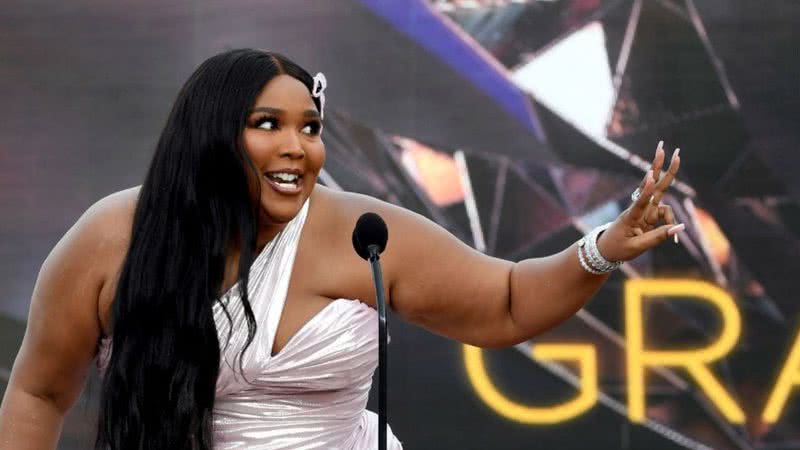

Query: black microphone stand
left=367, top=244, right=387, bottom=450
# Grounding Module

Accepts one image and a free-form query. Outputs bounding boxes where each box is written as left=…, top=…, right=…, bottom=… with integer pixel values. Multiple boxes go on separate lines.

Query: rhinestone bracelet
left=577, top=223, right=622, bottom=274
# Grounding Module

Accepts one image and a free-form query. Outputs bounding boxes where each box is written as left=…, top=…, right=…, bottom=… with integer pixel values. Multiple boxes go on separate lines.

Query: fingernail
left=674, top=148, right=680, bottom=158
left=657, top=140, right=664, bottom=152
left=667, top=223, right=685, bottom=236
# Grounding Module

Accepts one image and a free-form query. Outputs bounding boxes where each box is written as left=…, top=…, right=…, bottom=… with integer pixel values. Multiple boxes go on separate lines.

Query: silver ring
left=631, top=187, right=641, bottom=202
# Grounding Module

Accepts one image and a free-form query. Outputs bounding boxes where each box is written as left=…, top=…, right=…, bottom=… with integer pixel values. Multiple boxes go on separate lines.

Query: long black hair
left=95, top=49, right=321, bottom=450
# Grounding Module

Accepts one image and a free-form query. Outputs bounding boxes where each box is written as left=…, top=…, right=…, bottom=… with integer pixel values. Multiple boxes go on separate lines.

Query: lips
left=263, top=170, right=304, bottom=195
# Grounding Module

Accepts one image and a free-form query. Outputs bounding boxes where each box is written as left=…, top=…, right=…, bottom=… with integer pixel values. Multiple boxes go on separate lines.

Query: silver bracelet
left=577, top=223, right=622, bottom=274
left=577, top=246, right=606, bottom=275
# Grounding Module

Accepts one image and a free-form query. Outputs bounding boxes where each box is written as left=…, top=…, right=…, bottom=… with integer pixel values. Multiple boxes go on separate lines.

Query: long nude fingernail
left=669, top=223, right=685, bottom=244
left=657, top=140, right=664, bottom=152
left=674, top=148, right=680, bottom=158
left=667, top=223, right=685, bottom=236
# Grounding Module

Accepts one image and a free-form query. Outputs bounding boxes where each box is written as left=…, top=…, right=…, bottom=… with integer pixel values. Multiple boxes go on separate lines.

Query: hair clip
left=312, top=72, right=327, bottom=119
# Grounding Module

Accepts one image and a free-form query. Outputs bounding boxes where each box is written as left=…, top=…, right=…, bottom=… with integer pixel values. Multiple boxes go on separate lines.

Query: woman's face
left=242, top=74, right=325, bottom=227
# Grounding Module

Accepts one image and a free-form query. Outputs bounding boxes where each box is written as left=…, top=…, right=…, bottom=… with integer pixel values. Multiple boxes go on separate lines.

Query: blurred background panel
left=1, top=0, right=799, bottom=448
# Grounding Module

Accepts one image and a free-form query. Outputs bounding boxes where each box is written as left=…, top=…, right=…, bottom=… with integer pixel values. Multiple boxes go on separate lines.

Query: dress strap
left=214, top=199, right=311, bottom=369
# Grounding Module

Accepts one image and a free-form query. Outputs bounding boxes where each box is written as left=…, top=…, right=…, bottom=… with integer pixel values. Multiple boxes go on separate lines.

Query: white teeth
left=267, top=172, right=299, bottom=182
left=264, top=173, right=300, bottom=191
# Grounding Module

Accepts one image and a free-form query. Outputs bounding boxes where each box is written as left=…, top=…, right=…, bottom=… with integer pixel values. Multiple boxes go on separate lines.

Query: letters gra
left=464, top=279, right=800, bottom=424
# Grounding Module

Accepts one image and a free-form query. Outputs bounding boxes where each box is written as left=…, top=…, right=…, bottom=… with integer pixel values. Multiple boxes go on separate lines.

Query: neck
left=255, top=224, right=285, bottom=253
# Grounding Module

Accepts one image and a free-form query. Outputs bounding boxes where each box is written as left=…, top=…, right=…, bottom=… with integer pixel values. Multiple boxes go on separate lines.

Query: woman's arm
left=347, top=143, right=681, bottom=348
left=502, top=145, right=682, bottom=345
left=0, top=194, right=124, bottom=450
left=379, top=207, right=610, bottom=347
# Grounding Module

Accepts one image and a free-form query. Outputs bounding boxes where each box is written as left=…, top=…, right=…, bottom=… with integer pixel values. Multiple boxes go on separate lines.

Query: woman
left=0, top=49, right=682, bottom=449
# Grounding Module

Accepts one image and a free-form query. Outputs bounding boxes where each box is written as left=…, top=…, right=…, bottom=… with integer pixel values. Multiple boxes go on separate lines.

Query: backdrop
left=2, top=1, right=799, bottom=449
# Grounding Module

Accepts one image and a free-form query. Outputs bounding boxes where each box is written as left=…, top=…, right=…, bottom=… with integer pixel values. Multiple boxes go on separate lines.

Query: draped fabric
left=97, top=199, right=402, bottom=449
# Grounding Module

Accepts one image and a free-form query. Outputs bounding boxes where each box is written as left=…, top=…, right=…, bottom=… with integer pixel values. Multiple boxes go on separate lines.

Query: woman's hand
left=596, top=141, right=684, bottom=262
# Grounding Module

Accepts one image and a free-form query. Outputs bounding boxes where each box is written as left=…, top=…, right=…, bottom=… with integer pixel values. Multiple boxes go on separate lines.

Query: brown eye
left=255, top=117, right=278, bottom=131
left=301, top=121, right=322, bottom=136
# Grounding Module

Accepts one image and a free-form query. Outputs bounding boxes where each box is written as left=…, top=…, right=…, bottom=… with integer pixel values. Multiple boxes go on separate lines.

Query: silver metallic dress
left=97, top=199, right=403, bottom=449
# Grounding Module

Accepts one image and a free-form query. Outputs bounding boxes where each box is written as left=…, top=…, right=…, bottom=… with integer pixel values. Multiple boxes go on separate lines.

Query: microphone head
left=352, top=212, right=388, bottom=260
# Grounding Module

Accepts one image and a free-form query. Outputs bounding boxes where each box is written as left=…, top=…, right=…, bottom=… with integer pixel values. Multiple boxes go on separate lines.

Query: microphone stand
left=368, top=244, right=387, bottom=450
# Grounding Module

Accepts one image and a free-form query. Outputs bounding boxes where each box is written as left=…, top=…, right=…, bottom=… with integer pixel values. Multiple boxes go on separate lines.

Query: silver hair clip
left=312, top=72, right=327, bottom=119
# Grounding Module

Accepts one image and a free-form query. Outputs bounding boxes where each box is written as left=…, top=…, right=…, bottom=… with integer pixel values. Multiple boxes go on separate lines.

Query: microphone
left=352, top=212, right=388, bottom=261
left=352, top=212, right=389, bottom=450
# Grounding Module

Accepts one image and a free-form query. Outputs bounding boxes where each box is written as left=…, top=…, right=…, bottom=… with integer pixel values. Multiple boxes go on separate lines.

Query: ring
left=631, top=187, right=654, bottom=204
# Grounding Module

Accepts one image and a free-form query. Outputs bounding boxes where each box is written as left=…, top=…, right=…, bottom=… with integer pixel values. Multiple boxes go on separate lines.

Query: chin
left=258, top=194, right=307, bottom=225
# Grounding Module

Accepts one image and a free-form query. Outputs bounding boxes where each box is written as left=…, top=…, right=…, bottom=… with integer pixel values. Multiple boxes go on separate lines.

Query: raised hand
left=595, top=141, right=684, bottom=263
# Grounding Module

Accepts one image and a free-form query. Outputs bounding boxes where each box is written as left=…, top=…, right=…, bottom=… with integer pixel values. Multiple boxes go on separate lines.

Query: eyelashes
left=254, top=117, right=278, bottom=131
left=252, top=116, right=322, bottom=136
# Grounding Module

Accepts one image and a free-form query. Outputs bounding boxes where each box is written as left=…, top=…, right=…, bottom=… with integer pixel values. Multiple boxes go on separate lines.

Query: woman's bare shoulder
left=307, top=185, right=432, bottom=260
left=81, top=186, right=140, bottom=252
left=66, top=186, right=141, bottom=336
left=89, top=185, right=140, bottom=220
left=312, top=184, right=410, bottom=222
left=61, top=186, right=141, bottom=285
left=5, top=186, right=143, bottom=410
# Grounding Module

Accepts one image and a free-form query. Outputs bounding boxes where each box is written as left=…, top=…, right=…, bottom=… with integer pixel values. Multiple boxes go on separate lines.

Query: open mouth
left=263, top=171, right=303, bottom=194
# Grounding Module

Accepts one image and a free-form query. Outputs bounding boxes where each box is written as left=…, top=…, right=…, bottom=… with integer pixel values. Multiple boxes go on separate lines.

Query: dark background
left=2, top=0, right=799, bottom=448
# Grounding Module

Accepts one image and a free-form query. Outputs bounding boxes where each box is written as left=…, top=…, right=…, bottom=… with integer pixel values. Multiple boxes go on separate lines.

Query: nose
left=279, top=130, right=305, bottom=160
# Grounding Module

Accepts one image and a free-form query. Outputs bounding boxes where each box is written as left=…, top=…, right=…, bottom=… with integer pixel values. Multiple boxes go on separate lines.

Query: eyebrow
left=250, top=106, right=320, bottom=118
